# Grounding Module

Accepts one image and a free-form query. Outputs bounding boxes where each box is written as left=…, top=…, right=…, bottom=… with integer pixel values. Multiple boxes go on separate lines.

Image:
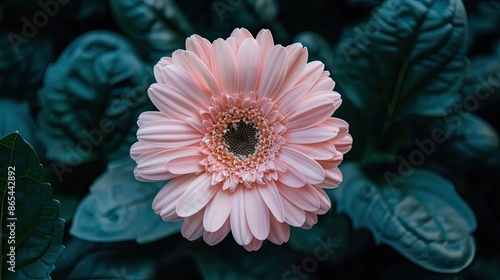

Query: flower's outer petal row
left=236, top=38, right=261, bottom=93
left=230, top=28, right=254, bottom=43
left=185, top=34, right=212, bottom=68
left=256, top=29, right=274, bottom=61
left=203, top=218, right=231, bottom=245
left=259, top=45, right=288, bottom=101
left=172, top=50, right=220, bottom=98
left=245, top=187, right=271, bottom=240
left=284, top=118, right=340, bottom=144
left=231, top=187, right=253, bottom=245
left=204, top=189, right=233, bottom=232
left=258, top=181, right=285, bottom=222
left=267, top=216, right=290, bottom=245
left=136, top=119, right=201, bottom=148
left=279, top=146, right=325, bottom=184
left=153, top=174, right=199, bottom=220
left=176, top=172, right=217, bottom=217
left=211, top=39, right=239, bottom=94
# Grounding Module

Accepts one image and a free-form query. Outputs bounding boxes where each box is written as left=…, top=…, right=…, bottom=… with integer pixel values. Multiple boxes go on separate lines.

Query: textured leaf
left=209, top=0, right=280, bottom=36
left=0, top=33, right=53, bottom=100
left=461, top=53, right=500, bottom=112
left=110, top=0, right=194, bottom=62
left=66, top=248, right=157, bottom=280
left=334, top=0, right=468, bottom=118
left=69, top=157, right=181, bottom=244
left=0, top=99, right=39, bottom=153
left=191, top=239, right=296, bottom=280
left=430, top=113, right=499, bottom=173
left=468, top=1, right=500, bottom=37
left=0, top=132, right=64, bottom=279
left=3, top=0, right=107, bottom=19
left=332, top=162, right=477, bottom=273
left=37, top=30, right=156, bottom=166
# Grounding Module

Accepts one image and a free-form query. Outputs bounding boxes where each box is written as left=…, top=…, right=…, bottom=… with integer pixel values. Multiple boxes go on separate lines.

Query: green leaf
left=461, top=53, right=500, bottom=112
left=431, top=113, right=499, bottom=173
left=37, top=31, right=156, bottom=166
left=65, top=247, right=157, bottom=280
left=110, top=0, right=194, bottom=63
left=0, top=132, right=64, bottom=279
left=0, top=99, right=40, bottom=153
left=334, top=0, right=468, bottom=119
left=69, top=157, right=181, bottom=244
left=0, top=33, right=54, bottom=100
left=332, top=162, right=477, bottom=273
left=191, top=239, right=297, bottom=280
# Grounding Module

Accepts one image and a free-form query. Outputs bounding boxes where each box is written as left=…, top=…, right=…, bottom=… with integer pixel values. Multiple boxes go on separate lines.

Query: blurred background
left=1, top=0, right=499, bottom=279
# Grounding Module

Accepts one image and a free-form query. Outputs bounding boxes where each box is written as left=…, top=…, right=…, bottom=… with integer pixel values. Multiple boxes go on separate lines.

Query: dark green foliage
left=1, top=0, right=500, bottom=278
left=0, top=132, right=64, bottom=279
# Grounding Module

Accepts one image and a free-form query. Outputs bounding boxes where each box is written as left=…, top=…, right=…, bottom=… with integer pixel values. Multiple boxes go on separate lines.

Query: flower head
left=131, top=28, right=352, bottom=251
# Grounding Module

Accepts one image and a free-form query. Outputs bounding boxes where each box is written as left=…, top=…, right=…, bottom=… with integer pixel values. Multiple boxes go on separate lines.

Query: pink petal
left=135, top=146, right=201, bottom=181
left=278, top=183, right=320, bottom=212
left=158, top=65, right=210, bottom=105
left=259, top=45, right=288, bottom=100
left=203, top=218, right=230, bottom=245
left=296, top=61, right=324, bottom=86
left=245, top=187, right=270, bottom=240
left=203, top=189, right=233, bottom=232
left=226, top=37, right=240, bottom=56
left=276, top=83, right=309, bottom=118
left=176, top=172, right=217, bottom=217
left=186, top=118, right=207, bottom=134
left=301, top=212, right=318, bottom=229
left=285, top=98, right=336, bottom=130
left=310, top=75, right=335, bottom=92
left=148, top=84, right=203, bottom=119
left=277, top=160, right=307, bottom=188
left=137, top=119, right=201, bottom=148
left=181, top=210, right=204, bottom=240
left=310, top=185, right=331, bottom=214
left=256, top=29, right=274, bottom=61
left=130, top=138, right=159, bottom=161
left=153, top=57, right=173, bottom=83
left=268, top=216, right=290, bottom=245
left=281, top=196, right=306, bottom=227
left=211, top=38, right=239, bottom=94
left=166, top=153, right=205, bottom=174
left=153, top=175, right=197, bottom=220
left=186, top=34, right=213, bottom=69
left=258, top=181, right=285, bottom=222
left=323, top=167, right=343, bottom=187
left=279, top=146, right=325, bottom=185
left=236, top=38, right=261, bottom=93
left=173, top=50, right=220, bottom=98
left=285, top=141, right=336, bottom=160
left=230, top=28, right=254, bottom=43
left=333, top=133, right=353, bottom=154
left=243, top=238, right=263, bottom=252
left=230, top=187, right=253, bottom=245
left=135, top=149, right=173, bottom=181
left=137, top=111, right=166, bottom=127
left=279, top=44, right=308, bottom=97
left=284, top=118, right=340, bottom=144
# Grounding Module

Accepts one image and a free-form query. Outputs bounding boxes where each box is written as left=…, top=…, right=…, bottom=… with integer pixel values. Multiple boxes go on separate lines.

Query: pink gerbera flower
left=130, top=28, right=352, bottom=251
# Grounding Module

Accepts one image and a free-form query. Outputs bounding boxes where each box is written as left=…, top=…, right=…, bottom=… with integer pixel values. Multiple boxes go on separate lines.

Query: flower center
left=210, top=106, right=276, bottom=171
left=223, top=121, right=259, bottom=158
